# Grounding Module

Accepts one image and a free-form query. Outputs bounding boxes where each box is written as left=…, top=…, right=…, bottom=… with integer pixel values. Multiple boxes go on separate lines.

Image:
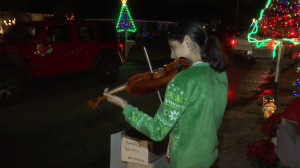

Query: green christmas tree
left=116, top=0, right=137, bottom=32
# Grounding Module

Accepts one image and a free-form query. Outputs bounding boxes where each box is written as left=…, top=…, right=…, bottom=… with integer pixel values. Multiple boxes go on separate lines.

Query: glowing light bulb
left=122, top=0, right=127, bottom=6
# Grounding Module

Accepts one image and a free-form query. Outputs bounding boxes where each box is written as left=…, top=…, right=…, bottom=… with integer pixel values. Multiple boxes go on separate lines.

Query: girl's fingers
left=103, top=93, right=110, bottom=97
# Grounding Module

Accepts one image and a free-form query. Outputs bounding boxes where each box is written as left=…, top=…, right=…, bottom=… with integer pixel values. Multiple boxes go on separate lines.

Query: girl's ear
left=184, top=35, right=193, bottom=48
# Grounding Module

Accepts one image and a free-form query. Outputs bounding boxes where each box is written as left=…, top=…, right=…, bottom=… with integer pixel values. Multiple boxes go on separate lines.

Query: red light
left=289, top=44, right=292, bottom=47
left=231, top=39, right=235, bottom=45
left=262, top=88, right=273, bottom=95
left=119, top=44, right=124, bottom=51
left=269, top=41, right=276, bottom=48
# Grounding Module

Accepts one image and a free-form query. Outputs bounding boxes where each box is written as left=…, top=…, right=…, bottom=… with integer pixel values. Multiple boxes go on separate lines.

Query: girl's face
left=168, top=39, right=191, bottom=60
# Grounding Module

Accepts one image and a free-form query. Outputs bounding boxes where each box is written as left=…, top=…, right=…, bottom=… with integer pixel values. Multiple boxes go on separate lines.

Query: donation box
left=110, top=128, right=168, bottom=168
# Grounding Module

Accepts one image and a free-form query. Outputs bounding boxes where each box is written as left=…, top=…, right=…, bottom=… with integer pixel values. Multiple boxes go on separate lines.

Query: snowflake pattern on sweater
left=122, top=81, right=188, bottom=151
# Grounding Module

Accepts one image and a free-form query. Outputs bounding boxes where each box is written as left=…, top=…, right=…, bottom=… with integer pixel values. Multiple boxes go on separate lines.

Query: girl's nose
left=171, top=51, right=175, bottom=59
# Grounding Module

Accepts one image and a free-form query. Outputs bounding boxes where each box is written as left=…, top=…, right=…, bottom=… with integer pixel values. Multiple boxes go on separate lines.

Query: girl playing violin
left=103, top=18, right=228, bottom=168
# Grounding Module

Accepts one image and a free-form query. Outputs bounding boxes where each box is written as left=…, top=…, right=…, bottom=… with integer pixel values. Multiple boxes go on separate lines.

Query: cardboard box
left=127, top=155, right=167, bottom=168
left=110, top=130, right=167, bottom=168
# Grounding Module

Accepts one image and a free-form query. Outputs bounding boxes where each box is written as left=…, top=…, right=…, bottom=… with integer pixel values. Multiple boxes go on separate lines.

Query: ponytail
left=201, top=35, right=226, bottom=73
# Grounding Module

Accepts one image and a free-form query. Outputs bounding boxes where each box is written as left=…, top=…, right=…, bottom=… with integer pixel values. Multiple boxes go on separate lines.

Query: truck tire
left=0, top=67, right=27, bottom=106
left=95, top=57, right=119, bottom=83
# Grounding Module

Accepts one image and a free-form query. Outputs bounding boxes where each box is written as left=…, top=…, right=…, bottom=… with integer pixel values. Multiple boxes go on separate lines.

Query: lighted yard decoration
left=262, top=96, right=276, bottom=119
left=248, top=0, right=300, bottom=57
left=116, top=0, right=137, bottom=32
left=34, top=44, right=53, bottom=56
left=248, top=0, right=300, bottom=100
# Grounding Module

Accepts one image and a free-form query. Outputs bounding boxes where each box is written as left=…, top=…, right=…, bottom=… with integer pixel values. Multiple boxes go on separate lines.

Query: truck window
left=97, top=24, right=117, bottom=42
left=5, top=24, right=43, bottom=40
left=46, top=25, right=71, bottom=43
left=77, top=25, right=95, bottom=42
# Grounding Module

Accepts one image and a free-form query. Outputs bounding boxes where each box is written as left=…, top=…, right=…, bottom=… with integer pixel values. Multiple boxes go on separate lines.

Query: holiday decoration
left=248, top=0, right=300, bottom=58
left=262, top=96, right=276, bottom=118
left=261, top=112, right=282, bottom=137
left=116, top=0, right=137, bottom=32
left=23, top=12, right=54, bottom=17
left=85, top=18, right=178, bottom=24
left=3, top=18, right=16, bottom=26
left=65, top=14, right=74, bottom=20
left=1, top=11, right=54, bottom=17
left=34, top=44, right=53, bottom=56
left=246, top=112, right=287, bottom=168
left=292, top=56, right=300, bottom=96
left=246, top=137, right=277, bottom=167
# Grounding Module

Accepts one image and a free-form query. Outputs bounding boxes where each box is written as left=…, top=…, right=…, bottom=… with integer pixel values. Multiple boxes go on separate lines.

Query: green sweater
left=122, top=62, right=228, bottom=168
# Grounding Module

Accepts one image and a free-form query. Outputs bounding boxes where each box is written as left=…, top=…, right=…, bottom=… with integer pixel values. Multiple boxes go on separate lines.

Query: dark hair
left=168, top=18, right=226, bottom=72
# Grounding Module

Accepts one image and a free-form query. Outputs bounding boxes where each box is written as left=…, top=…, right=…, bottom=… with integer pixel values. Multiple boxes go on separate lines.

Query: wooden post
left=124, top=30, right=128, bottom=58
left=125, top=30, right=128, bottom=43
left=274, top=41, right=284, bottom=105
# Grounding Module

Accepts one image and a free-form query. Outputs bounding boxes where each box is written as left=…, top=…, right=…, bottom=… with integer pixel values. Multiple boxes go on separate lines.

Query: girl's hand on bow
left=103, top=88, right=128, bottom=109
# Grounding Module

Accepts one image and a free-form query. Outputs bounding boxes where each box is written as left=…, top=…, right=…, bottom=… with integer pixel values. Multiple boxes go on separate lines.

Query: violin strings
left=108, top=82, right=128, bottom=93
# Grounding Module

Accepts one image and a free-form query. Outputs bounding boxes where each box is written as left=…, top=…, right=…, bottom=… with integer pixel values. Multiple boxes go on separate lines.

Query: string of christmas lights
left=85, top=18, right=178, bottom=24
left=292, top=54, right=300, bottom=96
left=119, top=31, right=164, bottom=38
left=0, top=11, right=54, bottom=16
left=1, top=11, right=54, bottom=16
left=258, top=0, right=300, bottom=38
left=24, top=13, right=54, bottom=17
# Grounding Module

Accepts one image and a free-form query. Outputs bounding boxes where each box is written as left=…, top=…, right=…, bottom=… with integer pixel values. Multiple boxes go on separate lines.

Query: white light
left=122, top=0, right=127, bottom=6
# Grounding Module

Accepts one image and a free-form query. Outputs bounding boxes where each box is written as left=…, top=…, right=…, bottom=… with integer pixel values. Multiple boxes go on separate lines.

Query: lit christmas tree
left=248, top=0, right=300, bottom=97
left=116, top=0, right=137, bottom=32
left=248, top=0, right=300, bottom=58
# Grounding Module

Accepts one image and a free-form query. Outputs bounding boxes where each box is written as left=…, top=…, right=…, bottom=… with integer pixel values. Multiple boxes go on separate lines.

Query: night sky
left=12, top=0, right=267, bottom=31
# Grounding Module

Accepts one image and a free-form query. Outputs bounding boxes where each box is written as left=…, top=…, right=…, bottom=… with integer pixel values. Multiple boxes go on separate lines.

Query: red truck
left=0, top=20, right=124, bottom=105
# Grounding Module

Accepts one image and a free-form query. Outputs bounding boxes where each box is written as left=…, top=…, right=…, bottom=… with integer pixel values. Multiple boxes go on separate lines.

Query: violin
left=87, top=58, right=190, bottom=109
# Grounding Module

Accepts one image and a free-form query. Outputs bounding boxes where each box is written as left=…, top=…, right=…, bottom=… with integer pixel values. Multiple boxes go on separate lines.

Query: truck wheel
left=0, top=67, right=27, bottom=106
left=95, top=57, right=119, bottom=83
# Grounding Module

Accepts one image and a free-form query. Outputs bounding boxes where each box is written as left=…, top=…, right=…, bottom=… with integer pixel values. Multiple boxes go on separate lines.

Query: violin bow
left=143, top=46, right=163, bottom=104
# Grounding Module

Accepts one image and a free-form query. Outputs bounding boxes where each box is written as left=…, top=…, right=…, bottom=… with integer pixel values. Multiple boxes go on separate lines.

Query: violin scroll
left=87, top=96, right=107, bottom=109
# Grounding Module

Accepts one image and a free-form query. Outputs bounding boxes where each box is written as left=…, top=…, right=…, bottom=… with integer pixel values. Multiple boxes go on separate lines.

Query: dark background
left=0, top=0, right=267, bottom=32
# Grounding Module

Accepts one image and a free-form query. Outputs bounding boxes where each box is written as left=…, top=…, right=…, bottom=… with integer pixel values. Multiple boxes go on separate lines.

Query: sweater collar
left=192, top=61, right=208, bottom=66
